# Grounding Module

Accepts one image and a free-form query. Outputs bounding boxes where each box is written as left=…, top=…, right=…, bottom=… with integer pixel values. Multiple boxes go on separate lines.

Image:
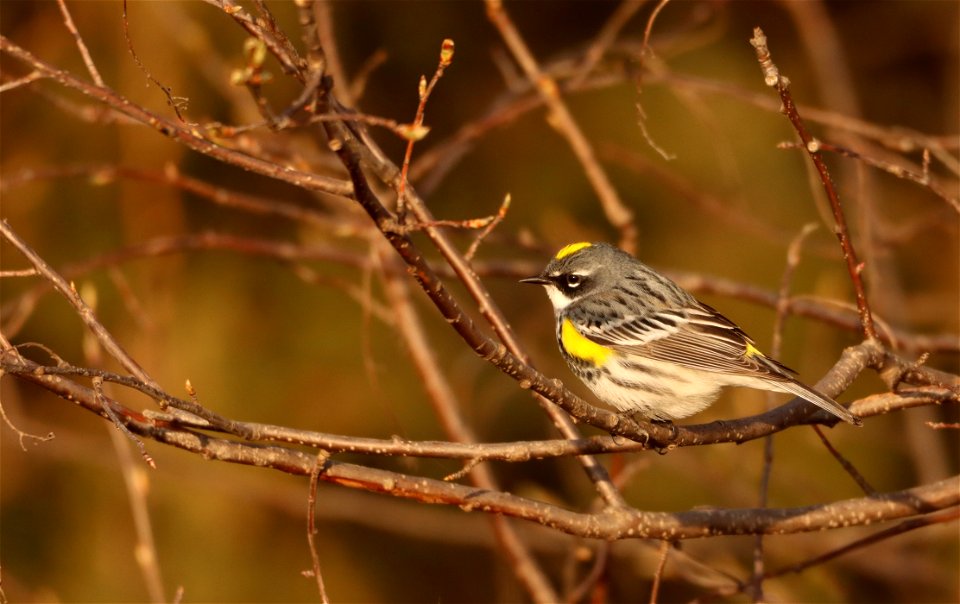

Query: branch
left=377, top=244, right=558, bottom=602
left=316, top=85, right=631, bottom=507
left=750, top=27, right=877, bottom=341
left=9, top=340, right=948, bottom=467
left=6, top=352, right=956, bottom=541
left=2, top=228, right=951, bottom=354
left=485, top=0, right=637, bottom=253
left=0, top=36, right=352, bottom=198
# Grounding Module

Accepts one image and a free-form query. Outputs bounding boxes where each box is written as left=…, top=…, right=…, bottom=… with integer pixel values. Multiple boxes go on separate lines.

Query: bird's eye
left=565, top=274, right=583, bottom=288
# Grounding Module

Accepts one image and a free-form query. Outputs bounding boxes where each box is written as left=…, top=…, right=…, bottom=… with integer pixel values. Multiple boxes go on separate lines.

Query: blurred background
left=1, top=1, right=957, bottom=602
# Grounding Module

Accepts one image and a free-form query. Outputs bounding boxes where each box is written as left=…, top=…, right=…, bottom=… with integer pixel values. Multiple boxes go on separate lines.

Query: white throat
left=544, top=285, right=574, bottom=312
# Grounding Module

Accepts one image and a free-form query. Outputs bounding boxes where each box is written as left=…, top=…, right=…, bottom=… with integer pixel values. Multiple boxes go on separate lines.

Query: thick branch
left=7, top=356, right=955, bottom=541
left=7, top=339, right=935, bottom=467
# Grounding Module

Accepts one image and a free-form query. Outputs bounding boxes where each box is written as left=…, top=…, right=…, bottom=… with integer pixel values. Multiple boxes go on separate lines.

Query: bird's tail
left=774, top=378, right=862, bottom=426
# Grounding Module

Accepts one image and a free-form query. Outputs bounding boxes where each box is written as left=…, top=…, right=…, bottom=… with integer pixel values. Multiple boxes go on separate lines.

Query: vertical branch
left=750, top=222, right=817, bottom=601
left=105, top=408, right=166, bottom=601
left=312, top=0, right=354, bottom=105
left=80, top=285, right=165, bottom=603
left=564, top=543, right=610, bottom=603
left=648, top=539, right=670, bottom=604
left=396, top=39, right=455, bottom=219
left=295, top=0, right=325, bottom=70
left=306, top=452, right=332, bottom=604
left=378, top=244, right=559, bottom=603
left=634, top=0, right=676, bottom=162
left=749, top=27, right=877, bottom=341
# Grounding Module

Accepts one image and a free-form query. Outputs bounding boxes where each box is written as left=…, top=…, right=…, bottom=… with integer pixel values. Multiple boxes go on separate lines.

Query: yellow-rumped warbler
left=521, top=242, right=861, bottom=426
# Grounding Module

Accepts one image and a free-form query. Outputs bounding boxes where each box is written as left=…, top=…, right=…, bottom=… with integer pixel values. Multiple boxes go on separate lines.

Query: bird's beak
left=519, top=276, right=550, bottom=285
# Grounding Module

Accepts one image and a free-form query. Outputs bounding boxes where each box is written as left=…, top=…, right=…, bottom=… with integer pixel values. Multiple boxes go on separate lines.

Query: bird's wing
left=572, top=302, right=862, bottom=425
left=574, top=302, right=795, bottom=379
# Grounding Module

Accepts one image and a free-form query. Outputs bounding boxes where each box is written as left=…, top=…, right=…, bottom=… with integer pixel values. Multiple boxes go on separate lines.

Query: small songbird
left=521, top=242, right=861, bottom=425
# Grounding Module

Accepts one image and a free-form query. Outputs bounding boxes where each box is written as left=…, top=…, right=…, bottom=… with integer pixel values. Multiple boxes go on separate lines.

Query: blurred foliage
left=1, top=1, right=958, bottom=602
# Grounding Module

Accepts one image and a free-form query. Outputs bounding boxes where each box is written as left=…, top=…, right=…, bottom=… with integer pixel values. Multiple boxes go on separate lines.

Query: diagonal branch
left=0, top=36, right=352, bottom=198
left=485, top=0, right=637, bottom=253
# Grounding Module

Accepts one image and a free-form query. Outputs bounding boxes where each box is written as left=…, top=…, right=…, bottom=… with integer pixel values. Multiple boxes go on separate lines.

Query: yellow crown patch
left=555, top=242, right=592, bottom=260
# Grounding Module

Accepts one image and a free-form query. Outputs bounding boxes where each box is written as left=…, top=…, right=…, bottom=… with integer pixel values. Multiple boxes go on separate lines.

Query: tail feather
left=775, top=379, right=862, bottom=426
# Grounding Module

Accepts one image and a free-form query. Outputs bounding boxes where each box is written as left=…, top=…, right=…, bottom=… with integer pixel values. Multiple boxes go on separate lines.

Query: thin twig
left=396, top=38, right=455, bottom=220
left=568, top=0, right=645, bottom=88
left=305, top=450, right=331, bottom=603
left=0, top=220, right=254, bottom=437
left=0, top=36, right=353, bottom=197
left=640, top=0, right=670, bottom=56
left=648, top=539, right=670, bottom=604
left=0, top=70, right=45, bottom=92
left=565, top=543, right=610, bottom=603
left=751, top=222, right=818, bottom=601
left=779, top=140, right=959, bottom=211
left=927, top=422, right=960, bottom=430
left=634, top=0, right=676, bottom=161
left=0, top=221, right=160, bottom=393
left=0, top=394, right=55, bottom=451
left=93, top=376, right=157, bottom=469
left=811, top=425, right=877, bottom=495
left=465, top=193, right=511, bottom=261
left=122, top=0, right=187, bottom=121
left=206, top=0, right=305, bottom=80
left=0, top=269, right=39, bottom=277
left=56, top=0, right=105, bottom=86
left=312, top=0, right=355, bottom=105
left=764, top=508, right=960, bottom=580
left=750, top=27, right=878, bottom=341
left=234, top=38, right=278, bottom=124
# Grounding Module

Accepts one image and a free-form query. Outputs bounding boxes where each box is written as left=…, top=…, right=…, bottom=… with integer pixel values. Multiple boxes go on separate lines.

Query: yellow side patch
left=561, top=319, right=614, bottom=366
left=555, top=242, right=592, bottom=260
left=744, top=342, right=762, bottom=358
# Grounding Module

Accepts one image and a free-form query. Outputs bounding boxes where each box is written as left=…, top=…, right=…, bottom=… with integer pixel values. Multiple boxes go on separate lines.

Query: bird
left=520, top=242, right=861, bottom=426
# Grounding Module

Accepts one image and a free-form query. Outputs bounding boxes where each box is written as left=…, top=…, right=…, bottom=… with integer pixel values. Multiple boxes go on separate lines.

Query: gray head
left=520, top=242, right=643, bottom=311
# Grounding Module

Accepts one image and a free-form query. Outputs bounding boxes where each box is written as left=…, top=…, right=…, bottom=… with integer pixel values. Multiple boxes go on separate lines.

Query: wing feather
left=572, top=302, right=789, bottom=378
